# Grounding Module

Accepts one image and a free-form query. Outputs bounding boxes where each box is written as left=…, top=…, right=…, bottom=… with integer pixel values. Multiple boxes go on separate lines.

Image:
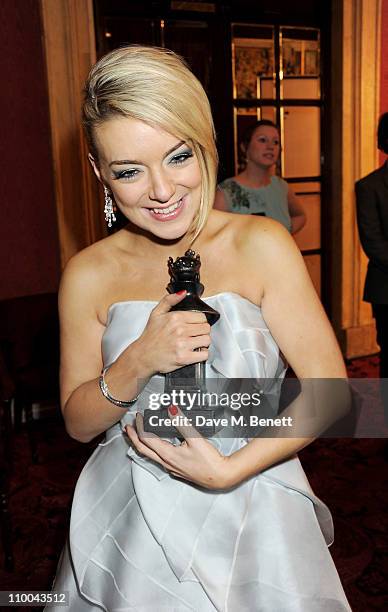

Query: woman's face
left=91, top=117, right=202, bottom=241
left=245, top=125, right=280, bottom=169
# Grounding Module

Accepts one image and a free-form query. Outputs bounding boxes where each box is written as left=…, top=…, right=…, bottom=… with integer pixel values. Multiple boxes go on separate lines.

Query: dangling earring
left=103, top=185, right=116, bottom=228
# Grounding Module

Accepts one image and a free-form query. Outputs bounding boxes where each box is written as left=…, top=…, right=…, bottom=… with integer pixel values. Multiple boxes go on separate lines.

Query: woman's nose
left=148, top=171, right=175, bottom=203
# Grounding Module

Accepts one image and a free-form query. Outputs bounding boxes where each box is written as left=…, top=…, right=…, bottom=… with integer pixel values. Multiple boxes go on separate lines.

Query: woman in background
left=214, top=119, right=306, bottom=234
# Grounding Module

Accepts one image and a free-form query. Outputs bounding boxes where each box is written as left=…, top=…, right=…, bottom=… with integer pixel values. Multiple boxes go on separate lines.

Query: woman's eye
left=112, top=169, right=140, bottom=181
left=170, top=150, right=193, bottom=165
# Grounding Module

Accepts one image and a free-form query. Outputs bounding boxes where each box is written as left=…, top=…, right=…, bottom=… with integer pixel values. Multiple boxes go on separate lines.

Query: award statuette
left=143, top=250, right=223, bottom=437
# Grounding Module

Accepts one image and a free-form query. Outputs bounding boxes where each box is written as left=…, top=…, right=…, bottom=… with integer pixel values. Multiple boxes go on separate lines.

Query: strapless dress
left=47, top=293, right=351, bottom=611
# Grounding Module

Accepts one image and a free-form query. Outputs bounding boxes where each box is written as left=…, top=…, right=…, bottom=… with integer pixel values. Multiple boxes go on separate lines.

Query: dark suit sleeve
left=355, top=179, right=388, bottom=270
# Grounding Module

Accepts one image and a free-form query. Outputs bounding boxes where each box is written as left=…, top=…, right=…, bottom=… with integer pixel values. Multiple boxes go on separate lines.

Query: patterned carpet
left=0, top=356, right=387, bottom=611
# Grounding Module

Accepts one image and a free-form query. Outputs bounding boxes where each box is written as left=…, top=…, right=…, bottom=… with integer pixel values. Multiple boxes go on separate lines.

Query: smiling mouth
left=151, top=199, right=182, bottom=214
left=147, top=197, right=184, bottom=221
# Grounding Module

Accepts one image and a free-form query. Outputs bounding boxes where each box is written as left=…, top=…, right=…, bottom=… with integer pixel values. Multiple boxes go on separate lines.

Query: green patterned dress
left=218, top=176, right=292, bottom=232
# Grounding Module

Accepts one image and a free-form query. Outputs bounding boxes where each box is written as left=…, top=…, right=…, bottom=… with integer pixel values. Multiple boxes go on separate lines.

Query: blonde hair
left=83, top=45, right=218, bottom=238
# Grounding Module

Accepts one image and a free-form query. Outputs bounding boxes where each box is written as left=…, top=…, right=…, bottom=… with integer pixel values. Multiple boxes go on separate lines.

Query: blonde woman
left=48, top=46, right=350, bottom=611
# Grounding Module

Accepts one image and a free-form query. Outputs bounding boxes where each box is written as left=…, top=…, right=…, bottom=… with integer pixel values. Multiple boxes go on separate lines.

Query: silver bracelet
left=99, top=366, right=140, bottom=408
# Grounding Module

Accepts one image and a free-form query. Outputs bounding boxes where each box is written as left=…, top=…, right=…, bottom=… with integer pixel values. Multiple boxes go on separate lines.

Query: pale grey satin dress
left=48, top=293, right=351, bottom=612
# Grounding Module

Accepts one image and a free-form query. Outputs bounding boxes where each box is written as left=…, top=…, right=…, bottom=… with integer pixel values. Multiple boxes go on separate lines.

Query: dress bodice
left=103, top=292, right=287, bottom=452
left=103, top=291, right=285, bottom=380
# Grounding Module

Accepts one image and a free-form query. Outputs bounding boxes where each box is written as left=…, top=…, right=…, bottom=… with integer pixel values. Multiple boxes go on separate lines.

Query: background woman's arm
left=288, top=184, right=306, bottom=234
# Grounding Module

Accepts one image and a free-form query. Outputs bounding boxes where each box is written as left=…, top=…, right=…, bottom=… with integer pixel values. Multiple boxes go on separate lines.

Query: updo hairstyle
left=83, top=45, right=218, bottom=238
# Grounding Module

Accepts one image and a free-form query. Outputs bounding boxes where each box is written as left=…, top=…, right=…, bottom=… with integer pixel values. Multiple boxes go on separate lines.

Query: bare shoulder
left=209, top=209, right=297, bottom=262
left=244, top=217, right=310, bottom=298
left=61, top=237, right=108, bottom=290
left=245, top=215, right=300, bottom=259
left=208, top=213, right=344, bottom=378
left=59, top=233, right=123, bottom=317
left=206, top=211, right=301, bottom=303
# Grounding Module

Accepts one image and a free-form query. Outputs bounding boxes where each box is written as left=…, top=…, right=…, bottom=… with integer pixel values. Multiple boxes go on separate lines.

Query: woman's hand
left=132, top=291, right=211, bottom=376
left=125, top=406, right=232, bottom=490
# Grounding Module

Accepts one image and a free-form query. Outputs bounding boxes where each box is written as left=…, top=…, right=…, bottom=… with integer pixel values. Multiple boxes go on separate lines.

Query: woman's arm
left=287, top=184, right=306, bottom=234
left=60, top=253, right=210, bottom=443
left=59, top=255, right=147, bottom=442
left=225, top=220, right=347, bottom=484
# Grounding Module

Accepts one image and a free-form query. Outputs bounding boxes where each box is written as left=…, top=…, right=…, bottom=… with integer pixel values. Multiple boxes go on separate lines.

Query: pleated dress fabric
left=47, top=293, right=351, bottom=612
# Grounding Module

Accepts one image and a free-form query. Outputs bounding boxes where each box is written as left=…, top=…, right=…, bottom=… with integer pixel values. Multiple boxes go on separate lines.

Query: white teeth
left=152, top=199, right=182, bottom=214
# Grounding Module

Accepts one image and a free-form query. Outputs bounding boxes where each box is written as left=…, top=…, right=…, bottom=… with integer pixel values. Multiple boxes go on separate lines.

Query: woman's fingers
left=151, top=291, right=187, bottom=315
left=177, top=312, right=208, bottom=324
left=189, top=322, right=211, bottom=337
left=135, top=413, right=182, bottom=460
left=181, top=347, right=209, bottom=364
left=126, top=418, right=189, bottom=480
left=125, top=424, right=172, bottom=469
left=164, top=405, right=205, bottom=446
left=140, top=293, right=211, bottom=372
left=190, top=335, right=211, bottom=350
left=134, top=412, right=201, bottom=459
left=151, top=293, right=208, bottom=325
left=127, top=412, right=229, bottom=489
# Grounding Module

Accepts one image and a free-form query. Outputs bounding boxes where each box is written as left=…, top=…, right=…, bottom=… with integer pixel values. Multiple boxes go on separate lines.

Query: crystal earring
left=103, top=185, right=116, bottom=228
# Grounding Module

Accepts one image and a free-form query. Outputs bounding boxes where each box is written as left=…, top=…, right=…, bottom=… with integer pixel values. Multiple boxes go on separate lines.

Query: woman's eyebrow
left=163, top=140, right=186, bottom=158
left=109, top=140, right=186, bottom=167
